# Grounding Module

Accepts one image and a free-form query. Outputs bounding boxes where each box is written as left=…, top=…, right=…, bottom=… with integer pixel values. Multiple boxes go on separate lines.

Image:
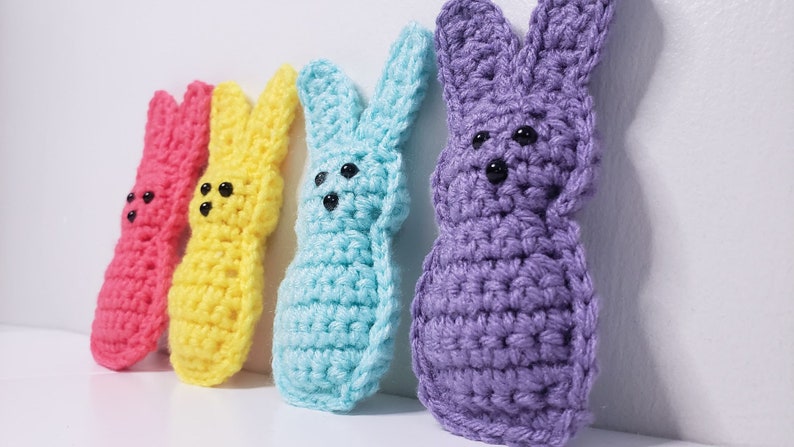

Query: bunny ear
left=247, top=64, right=299, bottom=167
left=435, top=0, right=519, bottom=119
left=142, top=90, right=179, bottom=168
left=159, top=81, right=212, bottom=173
left=298, top=60, right=363, bottom=152
left=518, top=0, right=615, bottom=93
left=208, top=81, right=252, bottom=165
left=178, top=81, right=213, bottom=138
left=357, top=23, right=433, bottom=150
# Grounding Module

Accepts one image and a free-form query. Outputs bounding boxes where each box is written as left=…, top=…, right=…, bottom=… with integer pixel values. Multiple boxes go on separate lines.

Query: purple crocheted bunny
left=411, top=0, right=614, bottom=446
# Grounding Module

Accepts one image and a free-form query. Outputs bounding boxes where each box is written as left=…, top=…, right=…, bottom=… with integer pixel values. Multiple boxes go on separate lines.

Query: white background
left=0, top=1, right=792, bottom=446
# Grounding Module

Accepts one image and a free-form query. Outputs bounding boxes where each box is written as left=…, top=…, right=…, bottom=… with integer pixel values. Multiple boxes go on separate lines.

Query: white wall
left=0, top=1, right=791, bottom=445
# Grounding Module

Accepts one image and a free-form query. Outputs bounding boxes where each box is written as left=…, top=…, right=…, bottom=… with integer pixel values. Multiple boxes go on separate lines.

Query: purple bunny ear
left=435, top=0, right=519, bottom=120
left=518, top=0, right=615, bottom=93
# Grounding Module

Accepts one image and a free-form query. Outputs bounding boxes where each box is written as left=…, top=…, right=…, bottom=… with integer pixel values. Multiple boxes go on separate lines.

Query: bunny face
left=190, top=175, right=245, bottom=223
left=435, top=93, right=583, bottom=226
left=118, top=85, right=214, bottom=232
left=433, top=0, right=613, bottom=225
left=123, top=189, right=154, bottom=224
left=293, top=44, right=432, bottom=238
left=181, top=72, right=298, bottom=239
left=303, top=149, right=392, bottom=234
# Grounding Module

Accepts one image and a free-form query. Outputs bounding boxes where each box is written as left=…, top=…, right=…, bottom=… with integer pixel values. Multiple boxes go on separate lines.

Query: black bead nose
left=199, top=201, right=212, bottom=216
left=323, top=193, right=339, bottom=211
left=127, top=210, right=137, bottom=223
left=485, top=159, right=508, bottom=185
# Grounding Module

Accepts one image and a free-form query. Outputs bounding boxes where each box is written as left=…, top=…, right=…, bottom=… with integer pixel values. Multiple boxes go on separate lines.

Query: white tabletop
left=0, top=325, right=707, bottom=447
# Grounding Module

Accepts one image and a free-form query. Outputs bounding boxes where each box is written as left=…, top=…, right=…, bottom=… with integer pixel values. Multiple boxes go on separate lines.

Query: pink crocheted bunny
left=91, top=82, right=212, bottom=370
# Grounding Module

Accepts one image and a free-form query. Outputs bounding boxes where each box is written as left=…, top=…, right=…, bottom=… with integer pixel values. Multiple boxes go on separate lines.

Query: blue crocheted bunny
left=273, top=23, right=433, bottom=412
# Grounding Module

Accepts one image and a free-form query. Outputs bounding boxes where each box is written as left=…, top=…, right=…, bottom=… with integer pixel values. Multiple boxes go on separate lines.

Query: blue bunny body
left=273, top=23, right=433, bottom=412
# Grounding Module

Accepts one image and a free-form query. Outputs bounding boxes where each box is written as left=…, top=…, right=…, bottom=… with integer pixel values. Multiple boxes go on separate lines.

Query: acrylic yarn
left=90, top=81, right=212, bottom=371
left=168, top=65, right=299, bottom=386
left=272, top=23, right=433, bottom=412
left=411, top=0, right=614, bottom=446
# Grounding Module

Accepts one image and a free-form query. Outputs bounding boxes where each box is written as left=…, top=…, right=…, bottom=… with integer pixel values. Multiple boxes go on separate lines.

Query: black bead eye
left=127, top=210, right=137, bottom=223
left=314, top=172, right=327, bottom=187
left=126, top=193, right=135, bottom=203
left=323, top=193, right=339, bottom=211
left=486, top=159, right=508, bottom=185
left=199, top=202, right=212, bottom=216
left=142, top=191, right=154, bottom=204
left=219, top=182, right=233, bottom=197
left=472, top=131, right=490, bottom=149
left=340, top=163, right=359, bottom=179
left=512, top=126, right=538, bottom=146
left=200, top=183, right=211, bottom=196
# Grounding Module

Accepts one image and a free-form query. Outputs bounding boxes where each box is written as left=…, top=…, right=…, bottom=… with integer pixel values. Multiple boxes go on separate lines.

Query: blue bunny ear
left=517, top=0, right=615, bottom=92
left=298, top=60, right=364, bottom=151
left=357, top=23, right=434, bottom=150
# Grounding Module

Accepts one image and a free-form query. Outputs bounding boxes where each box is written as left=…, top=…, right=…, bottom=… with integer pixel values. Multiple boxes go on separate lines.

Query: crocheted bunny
left=272, top=23, right=433, bottom=412
left=411, top=0, right=614, bottom=445
left=91, top=82, right=212, bottom=370
left=168, top=66, right=299, bottom=386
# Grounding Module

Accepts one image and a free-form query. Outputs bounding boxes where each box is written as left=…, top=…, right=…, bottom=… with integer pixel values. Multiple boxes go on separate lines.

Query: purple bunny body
left=411, top=0, right=614, bottom=446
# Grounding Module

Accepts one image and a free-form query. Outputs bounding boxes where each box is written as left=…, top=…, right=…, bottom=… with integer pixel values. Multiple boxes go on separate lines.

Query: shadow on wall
left=580, top=0, right=681, bottom=440
left=378, top=68, right=445, bottom=397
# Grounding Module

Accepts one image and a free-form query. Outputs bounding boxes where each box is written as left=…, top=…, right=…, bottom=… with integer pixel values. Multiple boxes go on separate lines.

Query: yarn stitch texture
left=411, top=0, right=614, bottom=446
left=90, top=81, right=212, bottom=370
left=168, top=65, right=299, bottom=386
left=272, top=23, right=433, bottom=412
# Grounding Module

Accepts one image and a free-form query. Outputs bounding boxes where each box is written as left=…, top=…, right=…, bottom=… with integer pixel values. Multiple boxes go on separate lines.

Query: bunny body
left=91, top=82, right=212, bottom=370
left=412, top=1, right=614, bottom=445
left=273, top=24, right=433, bottom=412
left=168, top=66, right=298, bottom=386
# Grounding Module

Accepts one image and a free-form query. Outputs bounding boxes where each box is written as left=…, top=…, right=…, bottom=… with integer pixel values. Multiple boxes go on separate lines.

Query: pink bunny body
left=91, top=82, right=212, bottom=370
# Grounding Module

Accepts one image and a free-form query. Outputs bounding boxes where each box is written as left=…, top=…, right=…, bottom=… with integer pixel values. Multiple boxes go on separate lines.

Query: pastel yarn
left=168, top=65, right=299, bottom=386
left=272, top=23, right=433, bottom=412
left=90, top=81, right=212, bottom=370
left=411, top=0, right=614, bottom=446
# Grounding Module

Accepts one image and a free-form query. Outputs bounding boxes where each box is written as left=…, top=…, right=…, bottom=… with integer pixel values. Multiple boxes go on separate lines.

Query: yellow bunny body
left=168, top=65, right=298, bottom=386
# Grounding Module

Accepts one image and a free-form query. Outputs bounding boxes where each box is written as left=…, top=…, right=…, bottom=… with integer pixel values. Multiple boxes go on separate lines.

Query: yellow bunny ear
left=247, top=64, right=299, bottom=167
left=209, top=81, right=253, bottom=165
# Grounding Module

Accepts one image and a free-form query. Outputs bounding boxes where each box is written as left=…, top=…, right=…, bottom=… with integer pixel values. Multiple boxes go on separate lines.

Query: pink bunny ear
left=140, top=91, right=179, bottom=176
left=435, top=0, right=519, bottom=120
left=179, top=81, right=213, bottom=130
left=169, top=81, right=212, bottom=172
left=518, top=0, right=615, bottom=93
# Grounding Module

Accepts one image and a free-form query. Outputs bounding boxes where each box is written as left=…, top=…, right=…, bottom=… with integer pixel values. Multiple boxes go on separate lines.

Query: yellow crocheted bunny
left=168, top=65, right=298, bottom=386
